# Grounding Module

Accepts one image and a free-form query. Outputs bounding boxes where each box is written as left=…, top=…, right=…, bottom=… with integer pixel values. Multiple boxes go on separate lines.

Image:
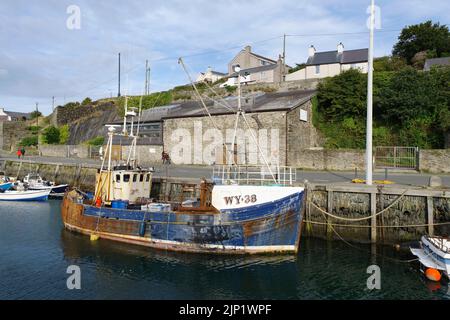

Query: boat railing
left=426, top=235, right=450, bottom=254
left=212, top=165, right=297, bottom=186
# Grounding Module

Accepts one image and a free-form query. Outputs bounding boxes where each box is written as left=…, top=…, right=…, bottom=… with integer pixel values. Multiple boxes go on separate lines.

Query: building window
left=315, top=65, right=320, bottom=75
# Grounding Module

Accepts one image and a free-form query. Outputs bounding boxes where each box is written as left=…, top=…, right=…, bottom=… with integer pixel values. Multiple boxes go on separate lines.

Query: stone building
left=107, top=90, right=321, bottom=166
left=222, top=46, right=290, bottom=86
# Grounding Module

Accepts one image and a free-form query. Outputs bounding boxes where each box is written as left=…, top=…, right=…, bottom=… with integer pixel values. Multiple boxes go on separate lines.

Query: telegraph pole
left=282, top=34, right=286, bottom=82
left=145, top=60, right=149, bottom=95
left=118, top=53, right=121, bottom=97
left=365, top=0, right=375, bottom=185
left=35, top=102, right=39, bottom=127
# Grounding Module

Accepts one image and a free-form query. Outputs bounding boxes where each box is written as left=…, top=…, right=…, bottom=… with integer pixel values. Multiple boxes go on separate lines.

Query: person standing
left=17, top=148, right=22, bottom=159
left=20, top=147, right=26, bottom=158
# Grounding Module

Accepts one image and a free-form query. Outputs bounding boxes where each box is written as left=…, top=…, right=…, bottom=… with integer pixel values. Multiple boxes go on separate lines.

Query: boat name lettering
left=223, top=195, right=257, bottom=205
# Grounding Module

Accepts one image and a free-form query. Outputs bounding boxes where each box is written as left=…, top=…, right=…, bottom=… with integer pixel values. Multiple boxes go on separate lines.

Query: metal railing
left=212, top=165, right=297, bottom=186
left=375, top=146, right=419, bottom=170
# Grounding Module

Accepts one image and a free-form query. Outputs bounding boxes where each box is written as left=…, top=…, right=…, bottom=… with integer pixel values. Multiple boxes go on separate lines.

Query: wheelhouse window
left=116, top=174, right=121, bottom=182
left=146, top=174, right=150, bottom=182
left=123, top=174, right=130, bottom=182
left=140, top=174, right=144, bottom=182
left=133, top=174, right=138, bottom=182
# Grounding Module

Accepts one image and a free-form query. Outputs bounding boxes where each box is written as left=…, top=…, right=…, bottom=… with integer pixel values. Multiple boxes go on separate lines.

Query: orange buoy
left=95, top=197, right=102, bottom=208
left=425, top=268, right=442, bottom=282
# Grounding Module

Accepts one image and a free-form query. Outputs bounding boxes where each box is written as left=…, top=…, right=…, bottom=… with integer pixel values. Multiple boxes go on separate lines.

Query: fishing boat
left=62, top=83, right=305, bottom=253
left=23, top=173, right=69, bottom=194
left=410, top=235, right=450, bottom=280
left=0, top=188, right=51, bottom=201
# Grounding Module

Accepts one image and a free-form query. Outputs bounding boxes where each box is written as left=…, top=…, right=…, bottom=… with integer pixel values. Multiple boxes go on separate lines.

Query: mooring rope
left=309, top=189, right=409, bottom=222
left=303, top=220, right=450, bottom=228
left=314, top=206, right=422, bottom=264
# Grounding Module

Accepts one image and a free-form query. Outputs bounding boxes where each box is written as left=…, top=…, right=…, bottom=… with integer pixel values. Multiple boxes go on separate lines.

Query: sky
left=0, top=0, right=449, bottom=115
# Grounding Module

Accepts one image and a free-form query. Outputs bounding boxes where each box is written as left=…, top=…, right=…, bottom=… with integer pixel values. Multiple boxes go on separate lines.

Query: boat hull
left=61, top=190, right=304, bottom=254
left=28, top=184, right=68, bottom=194
left=0, top=189, right=50, bottom=201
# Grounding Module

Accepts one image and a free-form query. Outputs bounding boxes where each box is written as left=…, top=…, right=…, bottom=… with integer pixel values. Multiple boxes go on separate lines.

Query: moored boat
left=410, top=235, right=450, bottom=280
left=61, top=93, right=305, bottom=254
left=0, top=189, right=51, bottom=201
left=23, top=173, right=69, bottom=194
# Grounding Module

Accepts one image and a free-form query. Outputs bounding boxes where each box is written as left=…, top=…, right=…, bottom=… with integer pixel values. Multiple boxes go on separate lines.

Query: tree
left=42, top=126, right=60, bottom=144
left=393, top=21, right=450, bottom=64
left=30, top=110, right=42, bottom=119
left=317, top=69, right=367, bottom=122
left=81, top=97, right=92, bottom=106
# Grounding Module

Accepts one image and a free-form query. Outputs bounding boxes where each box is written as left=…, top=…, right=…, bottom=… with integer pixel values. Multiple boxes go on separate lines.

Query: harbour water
left=1, top=200, right=449, bottom=300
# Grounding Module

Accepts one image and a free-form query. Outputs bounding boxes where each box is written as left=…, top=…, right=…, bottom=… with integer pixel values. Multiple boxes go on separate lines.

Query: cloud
left=0, top=0, right=449, bottom=113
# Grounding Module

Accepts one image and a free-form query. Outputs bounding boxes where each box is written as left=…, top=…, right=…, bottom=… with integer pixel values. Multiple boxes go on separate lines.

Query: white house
left=196, top=67, right=226, bottom=83
left=0, top=108, right=31, bottom=122
left=286, top=43, right=369, bottom=81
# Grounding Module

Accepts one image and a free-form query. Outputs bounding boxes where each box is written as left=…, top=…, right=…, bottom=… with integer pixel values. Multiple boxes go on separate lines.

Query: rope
left=314, top=205, right=421, bottom=264
left=310, top=189, right=409, bottom=222
left=303, top=220, right=450, bottom=228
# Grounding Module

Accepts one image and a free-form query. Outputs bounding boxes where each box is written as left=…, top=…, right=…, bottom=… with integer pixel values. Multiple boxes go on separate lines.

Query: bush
left=59, top=125, right=70, bottom=144
left=85, top=136, right=105, bottom=146
left=30, top=111, right=42, bottom=119
left=42, top=126, right=60, bottom=144
left=19, top=136, right=38, bottom=147
left=81, top=97, right=92, bottom=106
left=27, top=126, right=41, bottom=133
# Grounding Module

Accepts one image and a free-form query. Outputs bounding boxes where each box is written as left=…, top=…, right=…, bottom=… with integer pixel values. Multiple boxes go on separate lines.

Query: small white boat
left=410, top=235, right=450, bottom=279
left=0, top=189, right=51, bottom=201
left=23, top=173, right=68, bottom=194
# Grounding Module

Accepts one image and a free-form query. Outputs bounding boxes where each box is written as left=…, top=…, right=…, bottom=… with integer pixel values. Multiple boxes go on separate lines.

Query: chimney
left=244, top=45, right=252, bottom=53
left=308, top=45, right=316, bottom=57
left=337, top=42, right=344, bottom=54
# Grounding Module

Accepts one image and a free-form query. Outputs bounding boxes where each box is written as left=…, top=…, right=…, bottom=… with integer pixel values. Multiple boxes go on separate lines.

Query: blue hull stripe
left=82, top=192, right=304, bottom=248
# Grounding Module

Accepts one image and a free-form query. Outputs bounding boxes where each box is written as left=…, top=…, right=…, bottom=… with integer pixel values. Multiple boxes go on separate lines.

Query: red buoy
left=425, top=268, right=442, bottom=282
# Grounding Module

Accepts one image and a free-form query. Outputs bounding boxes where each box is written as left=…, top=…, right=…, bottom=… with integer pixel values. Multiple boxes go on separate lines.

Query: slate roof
left=109, top=90, right=316, bottom=124
left=5, top=111, right=32, bottom=120
left=424, top=57, right=450, bottom=71
left=228, top=64, right=278, bottom=77
left=307, top=48, right=368, bottom=66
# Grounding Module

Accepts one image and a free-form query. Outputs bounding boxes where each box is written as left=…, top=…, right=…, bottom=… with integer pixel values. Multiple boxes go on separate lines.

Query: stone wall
left=286, top=100, right=324, bottom=165
left=420, top=149, right=450, bottom=173
left=0, top=121, right=32, bottom=151
left=290, top=149, right=366, bottom=171
left=121, top=145, right=163, bottom=165
left=39, top=145, right=91, bottom=158
left=163, top=111, right=288, bottom=166
left=54, top=102, right=117, bottom=126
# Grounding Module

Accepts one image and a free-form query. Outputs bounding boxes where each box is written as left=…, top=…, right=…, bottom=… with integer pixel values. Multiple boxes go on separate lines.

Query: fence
left=375, top=146, right=419, bottom=170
